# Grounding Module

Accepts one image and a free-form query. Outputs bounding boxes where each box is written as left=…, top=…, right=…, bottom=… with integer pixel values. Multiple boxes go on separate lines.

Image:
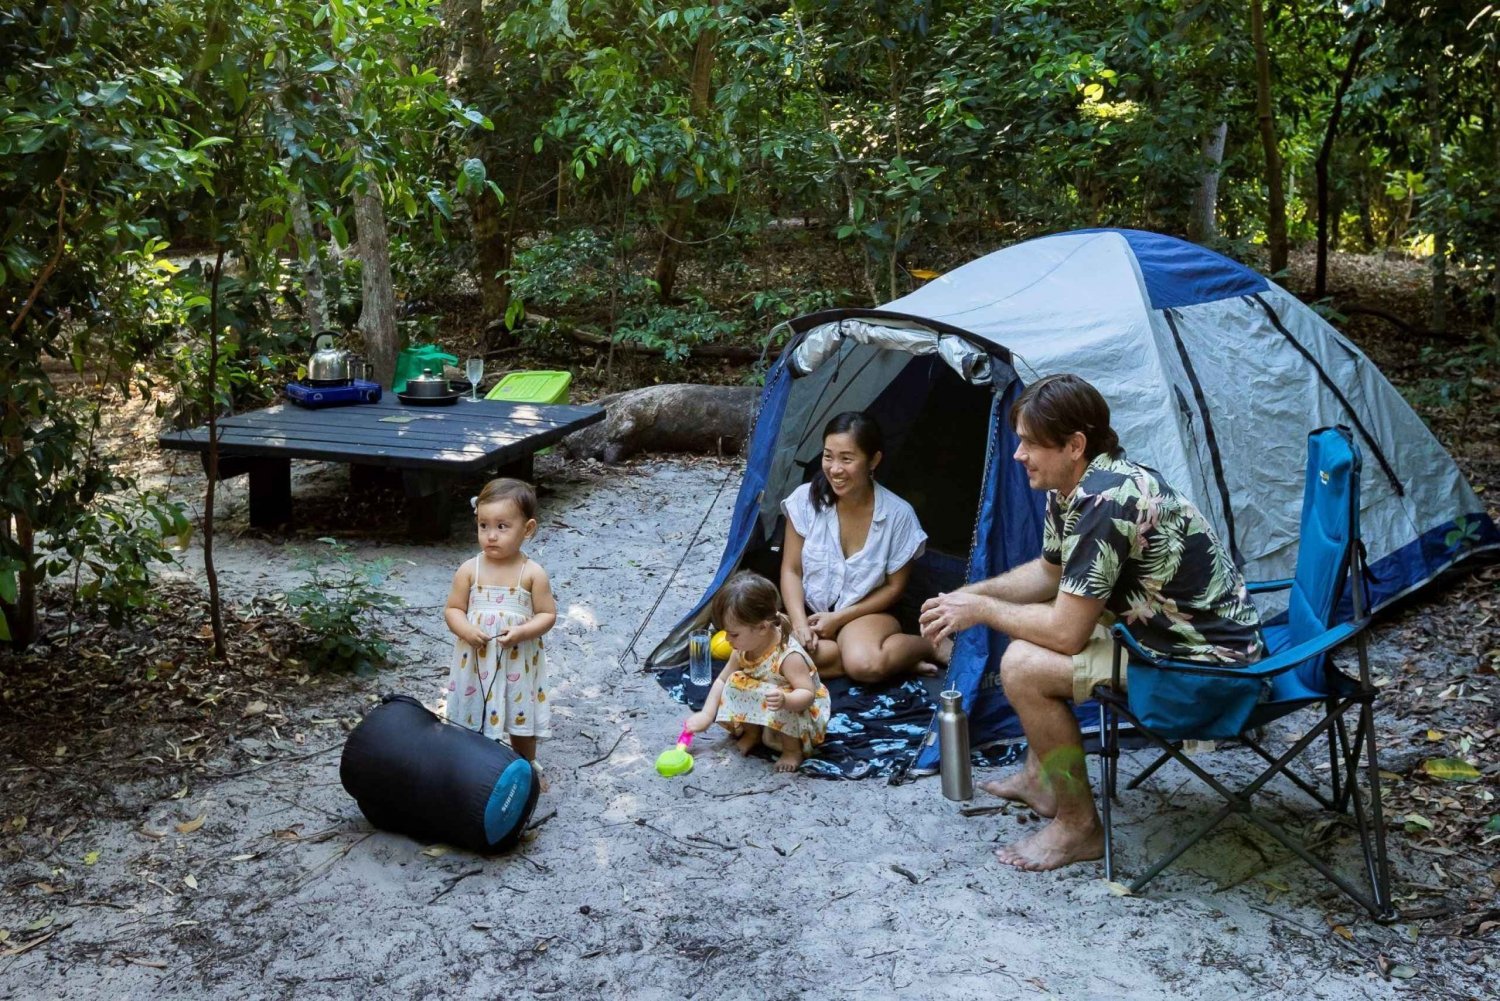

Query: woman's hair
left=475, top=477, right=537, bottom=520
left=710, top=570, right=785, bottom=631
left=810, top=410, right=884, bottom=511
left=1008, top=373, right=1120, bottom=460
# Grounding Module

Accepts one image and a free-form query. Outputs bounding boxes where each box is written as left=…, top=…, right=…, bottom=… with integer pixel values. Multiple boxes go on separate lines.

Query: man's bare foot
left=817, top=662, right=845, bottom=680
left=774, top=746, right=804, bottom=772
left=992, top=817, right=1104, bottom=872
left=734, top=727, right=761, bottom=756
left=978, top=771, right=1057, bottom=818
left=933, top=635, right=954, bottom=666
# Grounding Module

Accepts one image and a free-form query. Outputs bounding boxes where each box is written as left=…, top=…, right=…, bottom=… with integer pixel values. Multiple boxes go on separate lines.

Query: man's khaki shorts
left=1072, top=624, right=1123, bottom=703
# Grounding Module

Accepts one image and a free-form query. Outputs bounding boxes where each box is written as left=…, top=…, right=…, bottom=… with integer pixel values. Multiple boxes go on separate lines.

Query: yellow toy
left=710, top=630, right=732, bottom=661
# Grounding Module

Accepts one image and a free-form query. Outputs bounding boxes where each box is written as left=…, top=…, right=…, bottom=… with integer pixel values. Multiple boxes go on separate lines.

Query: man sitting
left=920, top=373, right=1263, bottom=871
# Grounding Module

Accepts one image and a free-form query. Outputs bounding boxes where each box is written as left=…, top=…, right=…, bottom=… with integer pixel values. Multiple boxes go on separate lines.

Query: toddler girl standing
left=685, top=570, right=831, bottom=773
left=444, top=478, right=557, bottom=788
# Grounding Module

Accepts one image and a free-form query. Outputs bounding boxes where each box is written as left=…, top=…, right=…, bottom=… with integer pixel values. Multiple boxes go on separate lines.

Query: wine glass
left=465, top=355, right=483, bottom=402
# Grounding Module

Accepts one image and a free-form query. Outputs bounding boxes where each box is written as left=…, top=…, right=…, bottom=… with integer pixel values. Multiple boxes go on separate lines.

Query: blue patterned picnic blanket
left=653, top=667, right=1022, bottom=780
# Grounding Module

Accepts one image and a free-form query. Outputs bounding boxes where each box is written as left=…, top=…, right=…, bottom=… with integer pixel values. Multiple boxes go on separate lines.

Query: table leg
left=350, top=463, right=401, bottom=493
left=495, top=453, right=535, bottom=484
left=402, top=470, right=453, bottom=541
left=246, top=457, right=292, bottom=528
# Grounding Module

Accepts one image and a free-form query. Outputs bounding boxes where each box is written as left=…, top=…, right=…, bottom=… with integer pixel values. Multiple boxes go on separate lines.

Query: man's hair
left=1009, top=373, right=1120, bottom=460
left=475, top=477, right=537, bottom=520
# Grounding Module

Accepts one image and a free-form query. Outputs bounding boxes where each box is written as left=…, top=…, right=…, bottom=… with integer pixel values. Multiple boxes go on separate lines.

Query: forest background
left=2, top=0, right=1498, bottom=654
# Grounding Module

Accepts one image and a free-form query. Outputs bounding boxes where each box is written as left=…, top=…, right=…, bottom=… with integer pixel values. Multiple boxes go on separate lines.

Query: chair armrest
left=1110, top=618, right=1368, bottom=680
left=1246, top=577, right=1295, bottom=595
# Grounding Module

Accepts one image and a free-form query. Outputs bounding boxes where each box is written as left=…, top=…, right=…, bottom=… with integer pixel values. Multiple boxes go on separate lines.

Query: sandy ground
left=0, top=452, right=1489, bottom=1001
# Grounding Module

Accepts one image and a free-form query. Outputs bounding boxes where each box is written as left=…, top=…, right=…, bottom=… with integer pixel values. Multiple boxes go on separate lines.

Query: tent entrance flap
left=791, top=318, right=992, bottom=386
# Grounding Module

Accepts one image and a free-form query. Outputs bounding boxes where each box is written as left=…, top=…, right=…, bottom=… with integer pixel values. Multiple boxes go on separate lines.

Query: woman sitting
left=779, top=411, right=943, bottom=684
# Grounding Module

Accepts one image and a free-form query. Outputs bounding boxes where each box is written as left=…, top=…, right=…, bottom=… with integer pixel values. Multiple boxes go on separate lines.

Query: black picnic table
left=158, top=394, right=604, bottom=539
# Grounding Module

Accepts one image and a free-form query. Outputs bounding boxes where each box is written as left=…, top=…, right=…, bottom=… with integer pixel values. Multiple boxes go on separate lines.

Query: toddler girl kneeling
left=685, top=570, right=831, bottom=772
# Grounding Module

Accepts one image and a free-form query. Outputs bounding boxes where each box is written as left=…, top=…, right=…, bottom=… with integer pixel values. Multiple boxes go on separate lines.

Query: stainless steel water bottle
left=938, top=689, right=973, bottom=801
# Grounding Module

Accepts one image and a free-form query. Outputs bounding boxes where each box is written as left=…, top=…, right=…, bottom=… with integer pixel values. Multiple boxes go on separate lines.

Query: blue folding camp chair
left=1094, top=426, right=1396, bottom=920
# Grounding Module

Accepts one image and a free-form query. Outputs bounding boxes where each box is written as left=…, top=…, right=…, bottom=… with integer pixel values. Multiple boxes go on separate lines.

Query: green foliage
left=508, top=229, right=641, bottom=313
left=40, top=491, right=192, bottom=628
left=1406, top=341, right=1500, bottom=414
left=616, top=297, right=742, bottom=362
left=282, top=538, right=404, bottom=672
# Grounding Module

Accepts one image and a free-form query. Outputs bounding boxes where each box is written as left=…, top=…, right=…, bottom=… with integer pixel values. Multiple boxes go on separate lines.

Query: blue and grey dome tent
left=646, top=229, right=1499, bottom=773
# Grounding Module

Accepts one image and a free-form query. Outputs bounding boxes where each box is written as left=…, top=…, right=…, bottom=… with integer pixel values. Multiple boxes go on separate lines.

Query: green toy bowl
left=655, top=746, right=694, bottom=778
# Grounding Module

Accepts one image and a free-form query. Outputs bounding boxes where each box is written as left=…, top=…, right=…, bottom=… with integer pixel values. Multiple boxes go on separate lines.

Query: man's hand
left=919, top=591, right=991, bottom=643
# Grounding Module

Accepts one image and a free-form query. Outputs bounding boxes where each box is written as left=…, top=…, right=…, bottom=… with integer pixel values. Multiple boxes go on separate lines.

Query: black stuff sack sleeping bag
left=339, top=694, right=540, bottom=853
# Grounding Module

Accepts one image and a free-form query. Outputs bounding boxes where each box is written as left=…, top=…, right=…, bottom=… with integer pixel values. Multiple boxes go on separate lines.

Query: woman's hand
left=792, top=620, right=817, bottom=649
left=806, top=611, right=840, bottom=639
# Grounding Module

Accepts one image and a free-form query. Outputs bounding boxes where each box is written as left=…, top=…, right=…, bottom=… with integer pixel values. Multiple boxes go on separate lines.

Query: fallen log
left=561, top=382, right=761, bottom=463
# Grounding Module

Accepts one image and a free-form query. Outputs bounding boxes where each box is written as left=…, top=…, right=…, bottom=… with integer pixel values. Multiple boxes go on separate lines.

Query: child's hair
left=710, top=570, right=788, bottom=632
left=810, top=410, right=884, bottom=511
left=474, top=477, right=537, bottom=520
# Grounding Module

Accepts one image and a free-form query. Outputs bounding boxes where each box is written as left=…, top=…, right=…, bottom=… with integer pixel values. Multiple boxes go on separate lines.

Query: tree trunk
left=472, top=167, right=515, bottom=334
left=448, top=0, right=485, bottom=90
left=203, top=249, right=228, bottom=661
left=1426, top=63, right=1447, bottom=336
left=1188, top=121, right=1228, bottom=243
left=272, top=89, right=330, bottom=334
left=288, top=184, right=329, bottom=334
left=1492, top=65, right=1500, bottom=343
left=653, top=29, right=718, bottom=303
left=1250, top=0, right=1287, bottom=274
left=354, top=177, right=398, bottom=388
left=0, top=472, right=37, bottom=649
left=1315, top=27, right=1369, bottom=298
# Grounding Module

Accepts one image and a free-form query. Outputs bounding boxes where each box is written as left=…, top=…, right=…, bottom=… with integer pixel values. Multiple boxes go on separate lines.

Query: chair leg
left=1355, top=699, right=1398, bottom=921
left=1130, top=803, right=1237, bottom=893
left=1099, top=702, right=1115, bottom=881
left=1126, top=747, right=1177, bottom=791
left=1327, top=695, right=1344, bottom=807
left=1244, top=734, right=1338, bottom=810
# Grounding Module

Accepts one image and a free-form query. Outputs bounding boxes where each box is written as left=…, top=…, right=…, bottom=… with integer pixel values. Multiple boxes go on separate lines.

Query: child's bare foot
left=773, top=746, right=804, bottom=772
left=734, top=727, right=761, bottom=756
left=531, top=761, right=550, bottom=793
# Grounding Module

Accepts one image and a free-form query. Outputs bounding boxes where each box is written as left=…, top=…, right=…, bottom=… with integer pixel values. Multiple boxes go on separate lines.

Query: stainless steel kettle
left=307, top=332, right=351, bottom=384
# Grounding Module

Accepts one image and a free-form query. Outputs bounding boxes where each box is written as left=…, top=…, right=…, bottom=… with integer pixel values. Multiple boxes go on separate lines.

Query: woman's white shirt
left=781, top=482, right=927, bottom=614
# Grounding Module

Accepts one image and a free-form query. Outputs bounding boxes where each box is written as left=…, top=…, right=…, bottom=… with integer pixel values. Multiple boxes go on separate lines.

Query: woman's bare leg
left=836, top=614, right=938, bottom=684
left=808, top=637, right=844, bottom=678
